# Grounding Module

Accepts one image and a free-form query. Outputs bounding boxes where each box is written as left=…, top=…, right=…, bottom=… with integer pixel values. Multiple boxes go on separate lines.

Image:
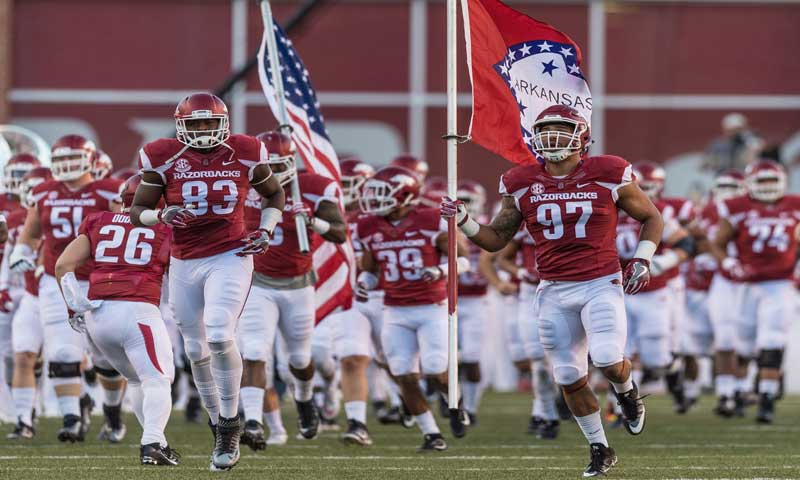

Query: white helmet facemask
left=532, top=119, right=586, bottom=162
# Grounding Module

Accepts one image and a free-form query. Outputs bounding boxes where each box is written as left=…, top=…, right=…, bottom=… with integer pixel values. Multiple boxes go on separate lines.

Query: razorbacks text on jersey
left=138, top=135, right=266, bottom=259
left=500, top=155, right=633, bottom=281
left=243, top=172, right=338, bottom=278
left=79, top=211, right=172, bottom=306
left=357, top=208, right=447, bottom=306
left=30, top=178, right=122, bottom=279
left=719, top=194, right=800, bottom=281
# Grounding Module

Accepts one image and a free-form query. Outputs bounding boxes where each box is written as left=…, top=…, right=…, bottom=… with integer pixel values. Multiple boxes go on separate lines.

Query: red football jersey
left=79, top=211, right=172, bottom=306
left=0, top=194, right=24, bottom=260
left=617, top=206, right=672, bottom=292
left=244, top=172, right=337, bottom=278
left=459, top=242, right=488, bottom=297
left=357, top=208, right=447, bottom=306
left=138, top=135, right=266, bottom=260
left=719, top=194, right=800, bottom=282
left=500, top=155, right=632, bottom=282
left=30, top=178, right=122, bottom=279
left=513, top=228, right=540, bottom=283
left=685, top=199, right=722, bottom=291
left=4, top=207, right=31, bottom=292
left=661, top=197, right=694, bottom=225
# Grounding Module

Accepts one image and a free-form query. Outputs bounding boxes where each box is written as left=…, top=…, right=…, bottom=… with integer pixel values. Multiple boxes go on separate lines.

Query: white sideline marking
left=1, top=465, right=799, bottom=472
left=1, top=454, right=798, bottom=461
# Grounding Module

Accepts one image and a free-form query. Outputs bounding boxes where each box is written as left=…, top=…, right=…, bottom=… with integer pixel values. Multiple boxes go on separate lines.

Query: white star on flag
left=560, top=47, right=573, bottom=57
left=538, top=41, right=552, bottom=52
left=568, top=64, right=581, bottom=74
left=519, top=43, right=532, bottom=56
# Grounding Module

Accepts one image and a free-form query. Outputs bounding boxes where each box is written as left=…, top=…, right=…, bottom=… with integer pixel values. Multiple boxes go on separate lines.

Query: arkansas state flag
left=461, top=0, right=592, bottom=165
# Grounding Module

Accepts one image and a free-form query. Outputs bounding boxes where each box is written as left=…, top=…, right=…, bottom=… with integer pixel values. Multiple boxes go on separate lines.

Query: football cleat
left=527, top=416, right=545, bottom=435
left=79, top=393, right=94, bottom=437
left=97, top=404, right=126, bottom=443
left=448, top=405, right=470, bottom=439
left=185, top=396, right=202, bottom=423
left=583, top=443, right=618, bottom=477
left=537, top=420, right=560, bottom=440
left=295, top=399, right=320, bottom=440
left=210, top=415, right=241, bottom=471
left=714, top=396, right=735, bottom=418
left=322, top=387, right=342, bottom=421
left=140, top=443, right=181, bottom=466
left=341, top=419, right=373, bottom=446
left=756, top=393, right=775, bottom=424
left=267, top=430, right=288, bottom=446
left=733, top=391, right=748, bottom=417
left=240, top=419, right=267, bottom=451
left=467, top=412, right=478, bottom=427
left=6, top=419, right=35, bottom=440
left=400, top=400, right=416, bottom=429
left=319, top=416, right=340, bottom=432
left=376, top=403, right=402, bottom=425
left=417, top=433, right=447, bottom=453
left=57, top=414, right=84, bottom=443
left=615, top=382, right=647, bottom=435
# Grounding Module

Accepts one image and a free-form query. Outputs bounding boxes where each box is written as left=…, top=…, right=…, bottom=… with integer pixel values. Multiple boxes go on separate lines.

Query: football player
left=442, top=105, right=663, bottom=477
left=54, top=174, right=179, bottom=465
left=5, top=167, right=51, bottom=439
left=9, top=135, right=122, bottom=442
left=710, top=160, right=799, bottom=423
left=130, top=93, right=285, bottom=470
left=682, top=170, right=745, bottom=411
left=237, top=130, right=346, bottom=449
left=357, top=166, right=471, bottom=452
left=390, top=154, right=429, bottom=183
left=92, top=150, right=113, bottom=180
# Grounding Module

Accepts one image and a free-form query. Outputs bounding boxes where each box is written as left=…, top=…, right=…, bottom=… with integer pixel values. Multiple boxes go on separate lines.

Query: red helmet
left=92, top=149, right=112, bottom=180
left=359, top=166, right=420, bottom=216
left=457, top=179, right=487, bottom=218
left=110, top=167, right=138, bottom=180
left=633, top=161, right=666, bottom=200
left=420, top=175, right=447, bottom=208
left=745, top=159, right=786, bottom=202
left=390, top=154, right=429, bottom=182
left=20, top=166, right=53, bottom=207
left=532, top=105, right=591, bottom=162
left=256, top=131, right=296, bottom=187
left=174, top=93, right=230, bottom=149
left=712, top=169, right=745, bottom=201
left=339, top=156, right=375, bottom=206
left=51, top=134, right=97, bottom=181
left=116, top=173, right=164, bottom=210
left=4, top=153, right=40, bottom=196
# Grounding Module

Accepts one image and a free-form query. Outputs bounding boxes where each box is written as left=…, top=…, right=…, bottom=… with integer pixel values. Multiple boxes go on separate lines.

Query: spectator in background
left=704, top=113, right=763, bottom=174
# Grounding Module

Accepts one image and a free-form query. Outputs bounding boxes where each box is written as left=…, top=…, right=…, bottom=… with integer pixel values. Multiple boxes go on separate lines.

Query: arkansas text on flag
left=461, top=0, right=592, bottom=165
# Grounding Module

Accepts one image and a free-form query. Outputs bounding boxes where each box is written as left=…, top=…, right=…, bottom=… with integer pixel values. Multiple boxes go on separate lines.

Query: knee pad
left=552, top=365, right=583, bottom=386
left=49, top=361, right=81, bottom=379
left=205, top=323, right=235, bottom=345
left=208, top=341, right=240, bottom=368
left=757, top=349, right=783, bottom=370
left=289, top=349, right=312, bottom=371
left=183, top=338, right=210, bottom=363
left=94, top=365, right=122, bottom=381
left=591, top=341, right=624, bottom=368
left=49, top=344, right=83, bottom=364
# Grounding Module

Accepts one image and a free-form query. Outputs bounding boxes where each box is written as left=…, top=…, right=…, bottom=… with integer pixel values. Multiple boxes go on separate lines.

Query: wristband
left=260, top=207, right=283, bottom=234
left=633, top=240, right=657, bottom=262
left=311, top=218, right=331, bottom=235
left=459, top=216, right=480, bottom=237
left=0, top=214, right=6, bottom=224
left=139, top=209, right=160, bottom=226
left=437, top=256, right=471, bottom=275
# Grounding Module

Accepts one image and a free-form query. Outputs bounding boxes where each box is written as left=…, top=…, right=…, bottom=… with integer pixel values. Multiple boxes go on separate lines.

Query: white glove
left=9, top=244, right=36, bottom=273
left=60, top=272, right=103, bottom=314
left=721, top=257, right=749, bottom=281
left=68, top=312, right=87, bottom=334
left=420, top=266, right=444, bottom=283
left=650, top=250, right=681, bottom=277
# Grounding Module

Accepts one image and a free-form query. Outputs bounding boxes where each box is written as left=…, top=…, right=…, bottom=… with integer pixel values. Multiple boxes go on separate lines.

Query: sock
left=414, top=410, right=440, bottom=435
left=57, top=395, right=81, bottom=417
left=462, top=381, right=479, bottom=414
left=737, top=376, right=752, bottom=394
left=190, top=357, right=220, bottom=424
left=758, top=378, right=779, bottom=396
left=294, top=378, right=314, bottom=402
left=263, top=409, right=286, bottom=434
left=574, top=411, right=608, bottom=447
left=209, top=342, right=243, bottom=419
left=685, top=380, right=701, bottom=400
left=12, top=387, right=36, bottom=425
left=631, top=368, right=643, bottom=386
left=240, top=386, right=265, bottom=423
left=387, top=380, right=403, bottom=408
left=127, top=383, right=145, bottom=427
left=344, top=400, right=367, bottom=424
left=610, top=377, right=633, bottom=394
left=103, top=387, right=124, bottom=407
left=533, top=362, right=559, bottom=421
left=532, top=397, right=543, bottom=418
left=140, top=377, right=171, bottom=447
left=715, top=374, right=735, bottom=398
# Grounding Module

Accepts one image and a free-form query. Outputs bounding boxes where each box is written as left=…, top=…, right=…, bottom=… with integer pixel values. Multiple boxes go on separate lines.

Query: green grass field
left=1, top=392, right=799, bottom=479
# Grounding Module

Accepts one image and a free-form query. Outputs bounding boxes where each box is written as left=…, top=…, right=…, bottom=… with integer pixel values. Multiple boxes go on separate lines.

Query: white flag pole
left=445, top=0, right=460, bottom=411
left=259, top=0, right=310, bottom=253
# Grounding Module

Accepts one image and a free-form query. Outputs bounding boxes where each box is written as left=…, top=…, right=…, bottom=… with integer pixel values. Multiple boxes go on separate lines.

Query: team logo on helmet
left=174, top=158, right=191, bottom=173
left=530, top=183, right=545, bottom=194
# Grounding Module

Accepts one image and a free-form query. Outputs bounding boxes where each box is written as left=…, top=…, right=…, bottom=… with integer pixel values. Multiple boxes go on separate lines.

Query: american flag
left=257, top=20, right=354, bottom=323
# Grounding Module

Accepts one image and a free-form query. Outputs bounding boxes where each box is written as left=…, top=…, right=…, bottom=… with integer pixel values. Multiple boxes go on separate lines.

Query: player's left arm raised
left=616, top=181, right=664, bottom=294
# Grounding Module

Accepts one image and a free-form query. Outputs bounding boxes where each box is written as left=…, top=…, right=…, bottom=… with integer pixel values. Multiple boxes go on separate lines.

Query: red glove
left=622, top=258, right=650, bottom=295
left=158, top=206, right=197, bottom=228
left=238, top=229, right=271, bottom=256
left=0, top=289, right=13, bottom=313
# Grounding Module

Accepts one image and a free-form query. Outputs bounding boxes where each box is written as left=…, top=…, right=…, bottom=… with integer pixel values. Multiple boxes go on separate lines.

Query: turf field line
left=2, top=454, right=799, bottom=461
left=2, top=465, right=799, bottom=472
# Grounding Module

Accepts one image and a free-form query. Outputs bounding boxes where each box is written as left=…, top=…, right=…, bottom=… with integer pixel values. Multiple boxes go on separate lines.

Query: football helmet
left=421, top=176, right=447, bottom=208
left=531, top=105, right=591, bottom=162
left=633, top=161, right=665, bottom=200
left=92, top=150, right=112, bottom=179
left=110, top=167, right=138, bottom=180
left=117, top=173, right=164, bottom=210
left=745, top=159, right=786, bottom=202
left=20, top=166, right=53, bottom=207
left=360, top=166, right=420, bottom=216
left=174, top=93, right=230, bottom=149
left=457, top=179, right=487, bottom=218
left=256, top=131, right=296, bottom=187
left=340, top=156, right=375, bottom=206
left=712, top=169, right=745, bottom=201
left=51, top=134, right=97, bottom=182
left=390, top=154, right=429, bottom=182
left=4, top=153, right=40, bottom=196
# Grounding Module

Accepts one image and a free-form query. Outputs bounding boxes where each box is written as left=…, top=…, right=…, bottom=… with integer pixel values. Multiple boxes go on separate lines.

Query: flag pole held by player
left=446, top=0, right=460, bottom=412
left=259, top=0, right=310, bottom=253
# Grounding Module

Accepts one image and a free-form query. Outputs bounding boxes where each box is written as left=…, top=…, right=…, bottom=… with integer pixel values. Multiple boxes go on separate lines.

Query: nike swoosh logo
left=222, top=160, right=236, bottom=166
left=405, top=231, right=418, bottom=237
left=576, top=182, right=593, bottom=188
